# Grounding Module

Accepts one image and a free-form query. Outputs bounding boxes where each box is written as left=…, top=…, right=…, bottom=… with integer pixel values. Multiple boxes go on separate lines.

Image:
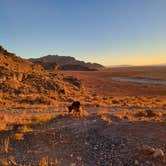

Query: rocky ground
left=0, top=108, right=166, bottom=166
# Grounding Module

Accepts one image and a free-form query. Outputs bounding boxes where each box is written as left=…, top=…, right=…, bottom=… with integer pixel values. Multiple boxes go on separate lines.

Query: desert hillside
left=30, top=55, right=104, bottom=71
left=0, top=46, right=84, bottom=108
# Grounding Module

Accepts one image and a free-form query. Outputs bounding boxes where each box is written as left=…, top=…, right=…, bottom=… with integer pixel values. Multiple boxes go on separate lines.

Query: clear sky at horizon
left=0, top=0, right=166, bottom=66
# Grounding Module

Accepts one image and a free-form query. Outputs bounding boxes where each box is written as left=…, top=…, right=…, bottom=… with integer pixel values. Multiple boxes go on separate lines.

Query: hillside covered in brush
left=0, top=46, right=83, bottom=107
left=30, top=55, right=104, bottom=71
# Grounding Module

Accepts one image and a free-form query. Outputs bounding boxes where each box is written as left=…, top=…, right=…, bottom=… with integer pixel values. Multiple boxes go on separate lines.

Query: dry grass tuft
left=100, top=115, right=113, bottom=123
left=38, top=157, right=49, bottom=166
left=38, top=157, right=60, bottom=166
left=13, top=133, right=24, bottom=141
left=0, top=112, right=55, bottom=132
left=17, top=125, right=32, bottom=133
left=31, top=114, right=54, bottom=125
left=0, top=137, right=9, bottom=154
left=0, top=156, right=17, bottom=166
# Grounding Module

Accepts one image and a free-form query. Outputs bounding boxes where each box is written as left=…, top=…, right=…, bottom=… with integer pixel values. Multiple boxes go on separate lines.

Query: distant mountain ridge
left=30, top=55, right=104, bottom=71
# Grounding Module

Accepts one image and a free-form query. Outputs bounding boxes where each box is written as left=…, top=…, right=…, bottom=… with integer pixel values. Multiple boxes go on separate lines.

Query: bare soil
left=1, top=109, right=166, bottom=166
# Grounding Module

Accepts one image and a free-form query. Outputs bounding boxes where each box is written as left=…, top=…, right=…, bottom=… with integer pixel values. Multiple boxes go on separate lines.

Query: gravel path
left=0, top=112, right=166, bottom=166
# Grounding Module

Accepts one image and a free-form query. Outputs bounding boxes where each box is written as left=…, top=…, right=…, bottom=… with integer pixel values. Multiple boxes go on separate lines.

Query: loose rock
left=153, top=148, right=164, bottom=159
left=143, top=145, right=155, bottom=155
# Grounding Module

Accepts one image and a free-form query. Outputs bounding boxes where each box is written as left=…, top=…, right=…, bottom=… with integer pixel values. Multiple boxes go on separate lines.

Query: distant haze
left=0, top=0, right=166, bottom=66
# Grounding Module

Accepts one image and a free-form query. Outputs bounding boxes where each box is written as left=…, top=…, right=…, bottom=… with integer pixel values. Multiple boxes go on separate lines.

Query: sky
left=0, top=0, right=166, bottom=66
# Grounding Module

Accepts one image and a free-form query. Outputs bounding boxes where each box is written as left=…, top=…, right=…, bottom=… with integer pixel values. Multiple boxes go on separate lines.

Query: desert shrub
left=123, top=115, right=128, bottom=119
left=134, top=109, right=157, bottom=118
left=112, top=100, right=119, bottom=104
left=145, top=109, right=157, bottom=117
left=134, top=110, right=147, bottom=117
left=64, top=76, right=81, bottom=88
left=95, top=104, right=100, bottom=107
left=12, top=124, right=32, bottom=132
left=58, top=88, right=65, bottom=94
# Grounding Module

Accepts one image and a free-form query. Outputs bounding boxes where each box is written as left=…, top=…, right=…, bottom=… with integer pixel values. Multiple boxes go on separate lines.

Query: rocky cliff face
left=0, top=46, right=83, bottom=107
left=30, top=55, right=104, bottom=71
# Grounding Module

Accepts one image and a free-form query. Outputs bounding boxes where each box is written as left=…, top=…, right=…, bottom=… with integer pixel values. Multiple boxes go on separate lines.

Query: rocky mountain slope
left=30, top=55, right=104, bottom=71
left=0, top=46, right=83, bottom=107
